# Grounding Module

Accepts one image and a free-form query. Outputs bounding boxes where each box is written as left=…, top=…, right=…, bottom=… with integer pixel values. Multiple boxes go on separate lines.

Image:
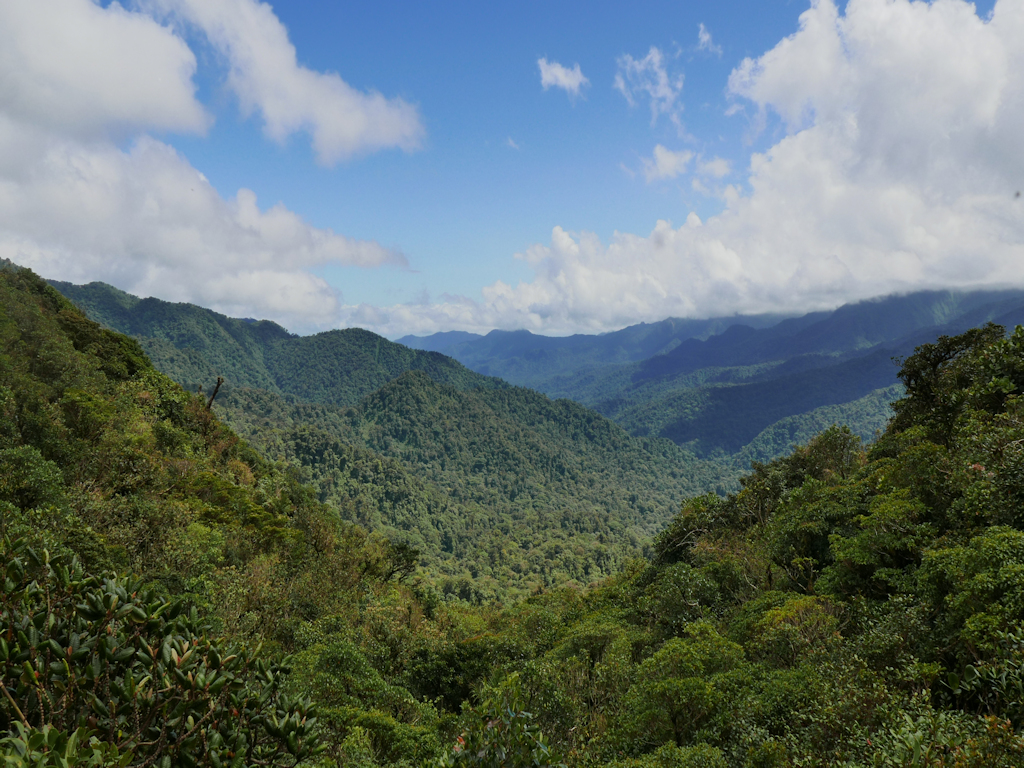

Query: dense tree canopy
left=6, top=263, right=1024, bottom=766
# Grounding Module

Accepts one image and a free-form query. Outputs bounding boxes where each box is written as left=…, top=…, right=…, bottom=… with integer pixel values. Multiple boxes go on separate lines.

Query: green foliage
left=20, top=264, right=1024, bottom=766
left=0, top=536, right=322, bottom=767
left=214, top=370, right=723, bottom=600
left=0, top=265, right=459, bottom=764
left=437, top=676, right=565, bottom=768
left=0, top=447, right=64, bottom=514
left=613, top=623, right=745, bottom=752
left=890, top=323, right=1008, bottom=444
left=0, top=723, right=128, bottom=767
left=606, top=743, right=727, bottom=768
left=289, top=631, right=447, bottom=766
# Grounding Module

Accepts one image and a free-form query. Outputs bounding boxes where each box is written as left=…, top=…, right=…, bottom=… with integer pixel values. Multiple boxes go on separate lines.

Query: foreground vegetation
left=3, top=264, right=1024, bottom=765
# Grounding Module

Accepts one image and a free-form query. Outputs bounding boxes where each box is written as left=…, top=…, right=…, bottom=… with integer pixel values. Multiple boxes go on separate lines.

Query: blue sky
left=173, top=1, right=808, bottom=305
left=0, top=0, right=1018, bottom=337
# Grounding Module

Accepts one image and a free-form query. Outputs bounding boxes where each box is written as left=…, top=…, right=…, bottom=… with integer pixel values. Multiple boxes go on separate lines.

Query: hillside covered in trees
left=6, top=264, right=1024, bottom=766
left=49, top=276, right=728, bottom=600
left=0, top=265, right=434, bottom=765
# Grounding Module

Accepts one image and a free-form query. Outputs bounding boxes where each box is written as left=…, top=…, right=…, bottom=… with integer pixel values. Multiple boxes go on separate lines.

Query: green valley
left=3, top=262, right=1024, bottom=766
left=50, top=276, right=727, bottom=599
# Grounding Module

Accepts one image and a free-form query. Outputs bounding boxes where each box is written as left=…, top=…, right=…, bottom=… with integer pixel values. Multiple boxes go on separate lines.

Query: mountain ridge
left=49, top=274, right=724, bottom=597
left=408, top=288, right=1024, bottom=459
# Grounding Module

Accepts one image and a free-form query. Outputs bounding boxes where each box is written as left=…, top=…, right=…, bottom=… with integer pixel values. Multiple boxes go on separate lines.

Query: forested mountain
left=50, top=276, right=725, bottom=598
left=8, top=262, right=1024, bottom=766
left=50, top=279, right=505, bottom=404
left=0, top=265, right=434, bottom=765
left=399, top=312, right=788, bottom=387
left=446, top=320, right=1024, bottom=765
left=413, top=290, right=1024, bottom=461
left=211, top=374, right=724, bottom=600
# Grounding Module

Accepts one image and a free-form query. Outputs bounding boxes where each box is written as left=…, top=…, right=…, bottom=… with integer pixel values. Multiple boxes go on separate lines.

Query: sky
left=1, top=0, right=1021, bottom=338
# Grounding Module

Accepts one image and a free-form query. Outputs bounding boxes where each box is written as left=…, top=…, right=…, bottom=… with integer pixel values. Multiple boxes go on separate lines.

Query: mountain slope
left=214, top=369, right=726, bottom=597
left=412, top=290, right=1024, bottom=460
left=50, top=279, right=292, bottom=393
left=51, top=276, right=725, bottom=597
left=0, top=263, right=409, bottom=631
left=617, top=296, right=1024, bottom=456
left=405, top=313, right=789, bottom=389
left=50, top=279, right=507, bottom=404
left=634, top=289, right=1024, bottom=381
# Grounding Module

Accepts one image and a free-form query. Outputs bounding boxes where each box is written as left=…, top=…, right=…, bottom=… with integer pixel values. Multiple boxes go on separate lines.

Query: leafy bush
left=437, top=675, right=565, bottom=768
left=0, top=536, right=322, bottom=767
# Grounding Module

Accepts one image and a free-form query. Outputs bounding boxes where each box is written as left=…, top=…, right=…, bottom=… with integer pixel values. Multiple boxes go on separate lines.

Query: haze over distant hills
left=400, top=289, right=1024, bottom=460
left=397, top=313, right=790, bottom=380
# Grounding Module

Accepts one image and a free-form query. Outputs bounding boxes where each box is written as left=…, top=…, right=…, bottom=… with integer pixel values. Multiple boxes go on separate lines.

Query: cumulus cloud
left=0, top=0, right=410, bottom=330
left=352, top=0, right=1024, bottom=337
left=643, top=145, right=694, bottom=181
left=0, top=0, right=208, bottom=137
left=697, top=23, right=722, bottom=56
left=140, top=0, right=423, bottom=165
left=0, top=130, right=405, bottom=328
left=614, top=47, right=685, bottom=129
left=538, top=58, right=590, bottom=99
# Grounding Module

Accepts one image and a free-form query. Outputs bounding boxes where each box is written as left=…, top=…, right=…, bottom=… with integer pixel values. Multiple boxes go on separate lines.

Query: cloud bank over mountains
left=0, top=0, right=1022, bottom=336
left=355, top=0, right=1024, bottom=336
left=0, top=0, right=416, bottom=330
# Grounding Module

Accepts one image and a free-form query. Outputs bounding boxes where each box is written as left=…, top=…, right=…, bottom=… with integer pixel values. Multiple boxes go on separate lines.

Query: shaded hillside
left=403, top=313, right=788, bottom=389
left=634, top=289, right=1024, bottom=381
left=619, top=296, right=1024, bottom=456
left=656, top=346, right=902, bottom=453
left=415, top=290, right=1024, bottom=461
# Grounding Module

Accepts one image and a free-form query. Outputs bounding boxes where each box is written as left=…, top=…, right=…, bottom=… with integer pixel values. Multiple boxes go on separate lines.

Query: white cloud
left=507, top=137, right=521, bottom=150
left=697, top=156, right=731, bottom=179
left=0, top=0, right=410, bottom=331
left=643, top=145, right=694, bottom=181
left=0, top=0, right=208, bottom=137
left=352, top=0, right=1024, bottom=337
left=697, top=23, right=722, bottom=56
left=139, top=0, right=423, bottom=165
left=0, top=131, right=405, bottom=329
left=538, top=58, right=590, bottom=99
left=614, top=47, right=685, bottom=130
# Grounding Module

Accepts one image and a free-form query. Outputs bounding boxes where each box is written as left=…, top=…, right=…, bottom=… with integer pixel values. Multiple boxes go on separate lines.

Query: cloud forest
left=0, top=260, right=1023, bottom=767
left=3, top=0, right=1024, bottom=766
